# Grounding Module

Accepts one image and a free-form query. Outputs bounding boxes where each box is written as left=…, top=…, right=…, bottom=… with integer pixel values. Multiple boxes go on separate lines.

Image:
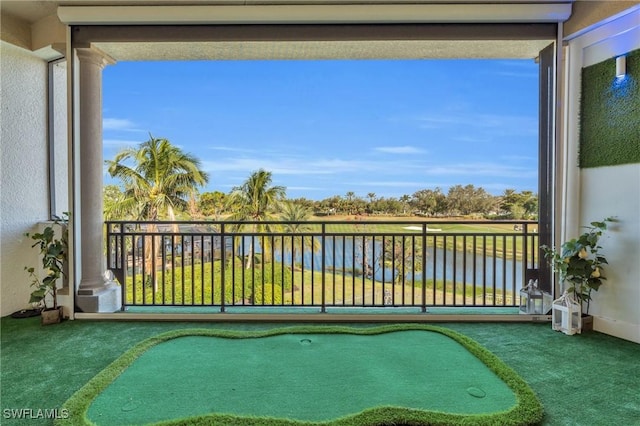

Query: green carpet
left=58, top=325, right=542, bottom=426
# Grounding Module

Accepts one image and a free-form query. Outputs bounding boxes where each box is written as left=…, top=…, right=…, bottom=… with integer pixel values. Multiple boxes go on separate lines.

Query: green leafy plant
left=24, top=213, right=69, bottom=310
left=541, top=217, right=614, bottom=314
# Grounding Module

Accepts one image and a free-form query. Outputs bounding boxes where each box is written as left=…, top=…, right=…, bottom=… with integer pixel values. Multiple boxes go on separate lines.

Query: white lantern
left=552, top=291, right=582, bottom=335
left=519, top=279, right=544, bottom=314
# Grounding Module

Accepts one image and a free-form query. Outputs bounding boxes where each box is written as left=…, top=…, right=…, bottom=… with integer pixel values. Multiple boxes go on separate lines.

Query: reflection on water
left=243, top=236, right=525, bottom=290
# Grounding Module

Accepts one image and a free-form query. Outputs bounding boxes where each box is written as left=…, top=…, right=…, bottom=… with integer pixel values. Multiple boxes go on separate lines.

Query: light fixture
left=616, top=55, right=626, bottom=78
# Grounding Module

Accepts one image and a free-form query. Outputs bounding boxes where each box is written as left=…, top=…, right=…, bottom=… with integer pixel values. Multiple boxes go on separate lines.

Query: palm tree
left=106, top=135, right=209, bottom=288
left=399, top=194, right=411, bottom=215
left=343, top=191, right=358, bottom=215
left=367, top=192, right=377, bottom=214
left=226, top=169, right=286, bottom=269
left=278, top=201, right=320, bottom=270
left=106, top=135, right=209, bottom=221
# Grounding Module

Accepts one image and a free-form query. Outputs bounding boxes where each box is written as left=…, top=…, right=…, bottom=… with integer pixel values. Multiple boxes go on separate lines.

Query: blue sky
left=103, top=59, right=539, bottom=200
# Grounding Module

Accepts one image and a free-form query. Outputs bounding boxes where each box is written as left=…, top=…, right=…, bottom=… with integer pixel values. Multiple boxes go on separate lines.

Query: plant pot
left=581, top=314, right=594, bottom=332
left=41, top=307, right=63, bottom=325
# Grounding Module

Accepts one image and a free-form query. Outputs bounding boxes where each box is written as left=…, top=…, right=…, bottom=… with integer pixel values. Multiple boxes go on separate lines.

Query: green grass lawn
left=125, top=260, right=515, bottom=307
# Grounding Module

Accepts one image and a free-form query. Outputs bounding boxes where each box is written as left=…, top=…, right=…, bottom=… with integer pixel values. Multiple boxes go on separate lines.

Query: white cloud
left=287, top=186, right=324, bottom=192
left=423, top=162, right=536, bottom=178
left=357, top=181, right=430, bottom=188
left=199, top=152, right=535, bottom=197
left=201, top=154, right=426, bottom=179
left=209, top=146, right=262, bottom=154
left=415, top=112, right=537, bottom=136
left=103, top=138, right=143, bottom=148
left=203, top=157, right=333, bottom=176
left=374, top=146, right=426, bottom=154
left=103, top=118, right=143, bottom=132
left=450, top=135, right=491, bottom=143
left=310, top=159, right=373, bottom=172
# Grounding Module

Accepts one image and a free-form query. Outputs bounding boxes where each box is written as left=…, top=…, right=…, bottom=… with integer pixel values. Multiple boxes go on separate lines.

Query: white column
left=75, top=46, right=121, bottom=313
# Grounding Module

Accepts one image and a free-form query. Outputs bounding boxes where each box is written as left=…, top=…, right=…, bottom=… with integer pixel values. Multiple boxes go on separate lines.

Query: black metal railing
left=106, top=220, right=539, bottom=312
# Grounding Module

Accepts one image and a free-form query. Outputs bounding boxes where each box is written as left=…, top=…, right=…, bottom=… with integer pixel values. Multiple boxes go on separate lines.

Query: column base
left=76, top=282, right=122, bottom=313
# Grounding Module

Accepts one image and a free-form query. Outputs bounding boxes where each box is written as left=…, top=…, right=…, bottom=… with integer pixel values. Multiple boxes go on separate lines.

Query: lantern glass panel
left=519, top=280, right=544, bottom=314
left=552, top=291, right=582, bottom=335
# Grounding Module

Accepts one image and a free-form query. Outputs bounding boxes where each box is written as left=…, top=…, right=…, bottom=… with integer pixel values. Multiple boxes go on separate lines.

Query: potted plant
left=24, top=213, right=68, bottom=325
left=541, top=217, right=614, bottom=330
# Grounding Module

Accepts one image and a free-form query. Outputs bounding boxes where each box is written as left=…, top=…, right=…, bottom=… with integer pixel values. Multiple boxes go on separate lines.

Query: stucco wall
left=564, top=1, right=640, bottom=38
left=0, top=41, right=50, bottom=316
left=563, top=6, right=640, bottom=343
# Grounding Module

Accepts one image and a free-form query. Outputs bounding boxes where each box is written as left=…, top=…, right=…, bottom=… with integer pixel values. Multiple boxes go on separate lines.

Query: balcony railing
left=106, top=220, right=539, bottom=312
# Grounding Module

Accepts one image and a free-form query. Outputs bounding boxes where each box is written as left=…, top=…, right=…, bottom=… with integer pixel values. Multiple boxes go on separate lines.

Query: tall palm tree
left=399, top=194, right=411, bottom=215
left=367, top=192, right=376, bottom=204
left=226, top=169, right=286, bottom=269
left=278, top=201, right=320, bottom=270
left=106, top=135, right=209, bottom=221
left=106, top=135, right=209, bottom=288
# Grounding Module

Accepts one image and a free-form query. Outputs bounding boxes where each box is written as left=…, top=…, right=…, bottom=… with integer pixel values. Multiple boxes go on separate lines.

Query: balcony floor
left=1, top=316, right=639, bottom=425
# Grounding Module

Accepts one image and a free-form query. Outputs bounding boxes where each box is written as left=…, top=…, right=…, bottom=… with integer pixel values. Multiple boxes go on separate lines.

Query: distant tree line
left=104, top=137, right=538, bottom=221
left=269, top=185, right=536, bottom=219
left=107, top=183, right=537, bottom=221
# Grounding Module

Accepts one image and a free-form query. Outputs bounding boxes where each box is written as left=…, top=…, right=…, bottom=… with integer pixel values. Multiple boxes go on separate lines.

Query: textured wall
left=0, top=42, right=50, bottom=316
left=564, top=1, right=640, bottom=38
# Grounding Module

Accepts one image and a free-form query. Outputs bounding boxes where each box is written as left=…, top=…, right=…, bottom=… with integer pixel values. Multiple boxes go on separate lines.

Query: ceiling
left=92, top=39, right=551, bottom=60
left=1, top=1, right=563, bottom=61
left=2, top=1, right=574, bottom=24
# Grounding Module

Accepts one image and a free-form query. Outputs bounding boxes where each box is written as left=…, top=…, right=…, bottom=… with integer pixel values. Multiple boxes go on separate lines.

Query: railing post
left=220, top=223, right=226, bottom=313
left=321, top=223, right=326, bottom=313
left=523, top=222, right=529, bottom=283
left=421, top=223, right=427, bottom=313
left=106, top=222, right=127, bottom=311
left=119, top=224, right=126, bottom=310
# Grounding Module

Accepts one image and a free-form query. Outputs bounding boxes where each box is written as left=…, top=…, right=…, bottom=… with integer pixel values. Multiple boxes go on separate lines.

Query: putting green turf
left=59, top=325, right=542, bottom=426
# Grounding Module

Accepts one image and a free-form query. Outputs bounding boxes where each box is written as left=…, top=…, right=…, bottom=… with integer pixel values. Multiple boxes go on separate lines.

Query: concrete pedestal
left=76, top=281, right=122, bottom=313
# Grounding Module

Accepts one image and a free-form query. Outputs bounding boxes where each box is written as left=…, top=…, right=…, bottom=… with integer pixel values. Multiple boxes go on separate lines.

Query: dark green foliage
left=127, top=260, right=291, bottom=305
left=24, top=213, right=69, bottom=309
left=580, top=49, right=640, bottom=168
left=541, top=218, right=614, bottom=313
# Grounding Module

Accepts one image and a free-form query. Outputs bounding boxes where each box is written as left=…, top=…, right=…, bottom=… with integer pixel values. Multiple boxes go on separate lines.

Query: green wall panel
left=580, top=49, right=640, bottom=168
